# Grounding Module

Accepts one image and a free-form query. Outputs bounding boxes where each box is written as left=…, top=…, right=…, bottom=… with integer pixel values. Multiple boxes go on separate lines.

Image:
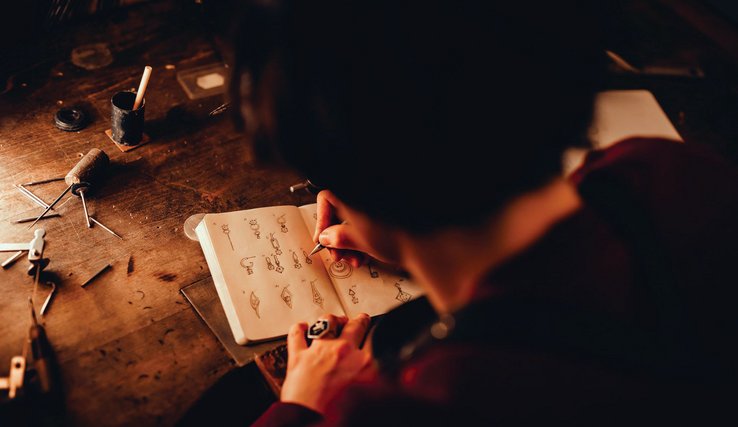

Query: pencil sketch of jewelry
left=367, top=261, right=379, bottom=279
left=221, top=224, right=234, bottom=250
left=240, top=256, right=255, bottom=275
left=277, top=214, right=288, bottom=233
left=248, top=219, right=261, bottom=239
left=394, top=282, right=412, bottom=303
left=348, top=287, right=359, bottom=304
left=328, top=260, right=353, bottom=279
left=291, top=251, right=302, bottom=269
left=310, top=280, right=324, bottom=309
left=302, top=249, right=313, bottom=264
left=281, top=285, right=293, bottom=309
left=269, top=233, right=282, bottom=255
left=273, top=254, right=284, bottom=273
left=313, top=213, right=317, bottom=220
left=250, top=291, right=261, bottom=318
left=265, top=257, right=275, bottom=271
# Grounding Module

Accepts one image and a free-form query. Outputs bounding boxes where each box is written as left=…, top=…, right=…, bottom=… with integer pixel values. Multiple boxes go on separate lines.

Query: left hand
left=280, top=313, right=377, bottom=413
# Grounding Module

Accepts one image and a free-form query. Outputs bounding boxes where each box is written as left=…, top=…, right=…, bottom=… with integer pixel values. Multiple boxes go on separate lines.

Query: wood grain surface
left=0, top=2, right=312, bottom=425
left=2, top=0, right=738, bottom=425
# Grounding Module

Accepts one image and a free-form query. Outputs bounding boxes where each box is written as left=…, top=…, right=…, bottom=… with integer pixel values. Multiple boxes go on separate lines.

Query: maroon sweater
left=253, top=138, right=738, bottom=426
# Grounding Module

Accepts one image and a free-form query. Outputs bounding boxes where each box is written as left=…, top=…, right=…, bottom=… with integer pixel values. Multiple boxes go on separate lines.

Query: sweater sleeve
left=251, top=402, right=323, bottom=427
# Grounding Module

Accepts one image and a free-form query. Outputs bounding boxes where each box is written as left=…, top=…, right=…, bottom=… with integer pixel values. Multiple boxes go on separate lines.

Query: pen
left=308, top=220, right=347, bottom=256
left=309, top=242, right=326, bottom=256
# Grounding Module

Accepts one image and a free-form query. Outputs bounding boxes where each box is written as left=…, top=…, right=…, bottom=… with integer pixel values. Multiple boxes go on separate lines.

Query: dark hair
left=231, top=0, right=607, bottom=232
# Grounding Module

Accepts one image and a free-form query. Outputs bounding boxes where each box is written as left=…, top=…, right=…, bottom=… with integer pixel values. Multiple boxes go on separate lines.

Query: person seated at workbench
left=229, top=0, right=738, bottom=425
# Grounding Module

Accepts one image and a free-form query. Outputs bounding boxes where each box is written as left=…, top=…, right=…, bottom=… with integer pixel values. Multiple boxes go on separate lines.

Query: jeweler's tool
left=26, top=148, right=109, bottom=229
left=14, top=183, right=74, bottom=213
left=27, top=298, right=55, bottom=394
left=71, top=182, right=92, bottom=228
left=0, top=354, right=25, bottom=399
left=2, top=251, right=24, bottom=269
left=0, top=229, right=44, bottom=254
left=80, top=263, right=112, bottom=288
left=90, top=217, right=123, bottom=240
left=12, top=213, right=61, bottom=224
left=39, top=282, right=57, bottom=316
left=22, top=177, right=65, bottom=186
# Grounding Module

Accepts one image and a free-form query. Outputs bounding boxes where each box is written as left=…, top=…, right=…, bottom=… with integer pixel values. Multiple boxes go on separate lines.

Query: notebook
left=195, top=203, right=423, bottom=345
left=563, top=89, right=683, bottom=174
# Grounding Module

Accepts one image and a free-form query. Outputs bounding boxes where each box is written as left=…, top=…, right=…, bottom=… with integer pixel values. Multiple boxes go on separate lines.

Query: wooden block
left=104, top=129, right=151, bottom=153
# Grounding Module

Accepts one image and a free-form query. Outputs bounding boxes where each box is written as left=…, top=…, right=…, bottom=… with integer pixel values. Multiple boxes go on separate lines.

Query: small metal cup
left=111, top=91, right=145, bottom=145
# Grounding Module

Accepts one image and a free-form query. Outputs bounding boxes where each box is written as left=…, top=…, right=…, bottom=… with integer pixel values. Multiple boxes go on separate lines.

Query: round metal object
left=184, top=213, right=207, bottom=241
left=71, top=182, right=90, bottom=196
left=54, top=107, right=87, bottom=132
left=307, top=319, right=334, bottom=340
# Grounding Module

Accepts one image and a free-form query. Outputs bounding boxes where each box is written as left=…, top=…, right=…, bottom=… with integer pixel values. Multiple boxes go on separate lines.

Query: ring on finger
left=307, top=319, right=337, bottom=340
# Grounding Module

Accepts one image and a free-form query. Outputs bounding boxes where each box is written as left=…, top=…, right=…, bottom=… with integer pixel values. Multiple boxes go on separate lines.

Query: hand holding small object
left=280, top=313, right=375, bottom=413
left=312, top=190, right=368, bottom=267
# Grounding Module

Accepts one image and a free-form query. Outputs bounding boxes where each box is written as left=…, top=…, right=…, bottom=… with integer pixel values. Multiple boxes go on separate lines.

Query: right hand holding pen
left=313, top=190, right=369, bottom=267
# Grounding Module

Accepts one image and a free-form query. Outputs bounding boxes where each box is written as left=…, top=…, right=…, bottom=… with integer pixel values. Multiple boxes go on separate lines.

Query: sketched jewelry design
left=277, top=214, right=288, bottom=233
left=269, top=233, right=282, bottom=255
left=281, top=285, right=293, bottom=309
left=394, top=282, right=412, bottom=303
left=248, top=219, right=261, bottom=239
left=250, top=291, right=261, bottom=318
left=292, top=252, right=302, bottom=269
left=265, top=257, right=275, bottom=271
left=328, top=260, right=352, bottom=279
left=310, top=279, right=324, bottom=309
left=303, top=249, right=313, bottom=264
left=273, top=254, right=284, bottom=273
left=240, top=256, right=255, bottom=275
left=221, top=224, right=234, bottom=250
left=349, top=287, right=359, bottom=304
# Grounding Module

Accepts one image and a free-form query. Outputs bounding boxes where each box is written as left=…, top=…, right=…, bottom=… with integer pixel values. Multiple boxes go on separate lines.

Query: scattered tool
left=14, top=180, right=120, bottom=238
left=0, top=354, right=25, bottom=399
left=14, top=183, right=74, bottom=213
left=209, top=102, right=230, bottom=116
left=2, top=251, right=25, bottom=269
left=0, top=228, right=44, bottom=254
left=80, top=263, right=112, bottom=288
left=90, top=217, right=123, bottom=240
left=27, top=298, right=56, bottom=394
left=26, top=148, right=110, bottom=230
left=12, top=213, right=61, bottom=224
left=1, top=228, right=45, bottom=269
left=24, top=229, right=57, bottom=316
left=1, top=297, right=59, bottom=400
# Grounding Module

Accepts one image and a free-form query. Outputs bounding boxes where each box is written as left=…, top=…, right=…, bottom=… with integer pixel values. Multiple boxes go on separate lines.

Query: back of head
left=232, top=0, right=607, bottom=232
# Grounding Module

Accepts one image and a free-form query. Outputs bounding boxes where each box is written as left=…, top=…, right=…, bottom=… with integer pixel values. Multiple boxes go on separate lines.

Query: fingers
left=314, top=190, right=339, bottom=243
left=318, top=223, right=361, bottom=252
left=328, top=248, right=367, bottom=267
left=340, top=313, right=371, bottom=347
left=316, top=314, right=348, bottom=338
left=287, top=322, right=308, bottom=356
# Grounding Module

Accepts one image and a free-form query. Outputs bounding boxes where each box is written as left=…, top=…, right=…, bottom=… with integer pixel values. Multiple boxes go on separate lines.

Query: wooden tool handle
left=133, top=66, right=152, bottom=110
left=65, top=148, right=110, bottom=185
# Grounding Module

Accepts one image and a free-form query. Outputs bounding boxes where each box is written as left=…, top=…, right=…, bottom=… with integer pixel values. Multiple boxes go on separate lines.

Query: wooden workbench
left=1, top=0, right=738, bottom=426
left=0, top=2, right=311, bottom=425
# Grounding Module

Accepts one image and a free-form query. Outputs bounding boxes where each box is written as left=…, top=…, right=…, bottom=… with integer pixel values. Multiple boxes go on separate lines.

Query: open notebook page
left=299, top=204, right=424, bottom=319
left=196, top=205, right=345, bottom=345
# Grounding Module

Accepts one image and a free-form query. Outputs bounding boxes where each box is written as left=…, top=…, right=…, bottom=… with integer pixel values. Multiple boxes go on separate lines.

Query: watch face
left=307, top=319, right=329, bottom=339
